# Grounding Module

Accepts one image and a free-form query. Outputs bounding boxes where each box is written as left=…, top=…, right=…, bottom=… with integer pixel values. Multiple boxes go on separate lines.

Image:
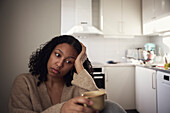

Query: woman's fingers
left=72, top=97, right=96, bottom=113
left=72, top=96, right=93, bottom=106
left=81, top=53, right=87, bottom=63
left=79, top=42, right=87, bottom=63
left=80, top=42, right=86, bottom=52
left=61, top=96, right=95, bottom=113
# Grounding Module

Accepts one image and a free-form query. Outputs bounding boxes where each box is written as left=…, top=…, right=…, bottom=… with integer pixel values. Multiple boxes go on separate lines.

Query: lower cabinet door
left=105, top=66, right=135, bottom=110
left=135, top=66, right=157, bottom=113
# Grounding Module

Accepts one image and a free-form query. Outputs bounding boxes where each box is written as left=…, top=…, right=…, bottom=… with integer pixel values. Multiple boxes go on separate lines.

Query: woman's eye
left=65, top=60, right=72, bottom=64
left=55, top=53, right=60, bottom=57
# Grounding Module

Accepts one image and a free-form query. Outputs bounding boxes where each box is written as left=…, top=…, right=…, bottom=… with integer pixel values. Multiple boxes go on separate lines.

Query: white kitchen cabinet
left=104, top=65, right=135, bottom=110
left=142, top=0, right=170, bottom=24
left=142, top=0, right=155, bottom=24
left=101, top=0, right=141, bottom=37
left=155, top=0, right=170, bottom=19
left=142, top=0, right=170, bottom=35
left=61, top=0, right=76, bottom=35
left=135, top=66, right=157, bottom=113
left=142, top=0, right=156, bottom=35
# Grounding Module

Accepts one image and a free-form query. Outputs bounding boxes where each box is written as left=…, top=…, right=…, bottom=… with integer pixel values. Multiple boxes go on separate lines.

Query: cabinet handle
left=152, top=72, right=156, bottom=89
left=104, top=71, right=108, bottom=90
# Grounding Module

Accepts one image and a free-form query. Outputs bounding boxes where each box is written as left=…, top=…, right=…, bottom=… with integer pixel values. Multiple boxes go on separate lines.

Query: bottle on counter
left=163, top=53, right=170, bottom=70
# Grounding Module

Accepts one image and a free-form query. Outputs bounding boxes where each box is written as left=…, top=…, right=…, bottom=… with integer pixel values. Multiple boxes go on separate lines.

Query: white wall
left=0, top=0, right=61, bottom=112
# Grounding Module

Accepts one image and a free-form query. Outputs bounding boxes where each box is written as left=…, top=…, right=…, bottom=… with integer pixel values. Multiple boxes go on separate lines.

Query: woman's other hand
left=75, top=42, right=87, bottom=74
left=61, top=96, right=96, bottom=113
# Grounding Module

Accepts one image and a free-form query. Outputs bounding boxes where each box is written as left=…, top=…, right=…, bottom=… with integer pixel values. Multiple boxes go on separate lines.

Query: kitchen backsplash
left=150, top=36, right=170, bottom=55
left=78, top=36, right=151, bottom=64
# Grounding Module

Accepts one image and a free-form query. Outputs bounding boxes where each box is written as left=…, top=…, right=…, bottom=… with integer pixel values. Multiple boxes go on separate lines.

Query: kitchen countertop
left=104, top=63, right=135, bottom=67
left=136, top=64, right=170, bottom=74
left=92, top=63, right=135, bottom=68
left=92, top=62, right=170, bottom=73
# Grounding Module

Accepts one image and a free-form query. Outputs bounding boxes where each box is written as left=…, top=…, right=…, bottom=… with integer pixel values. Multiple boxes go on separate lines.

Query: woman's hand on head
left=75, top=42, right=87, bottom=74
left=61, top=96, right=97, bottom=113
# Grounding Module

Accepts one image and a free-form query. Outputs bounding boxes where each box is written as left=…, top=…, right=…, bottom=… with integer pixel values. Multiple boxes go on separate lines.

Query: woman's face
left=47, top=43, right=78, bottom=78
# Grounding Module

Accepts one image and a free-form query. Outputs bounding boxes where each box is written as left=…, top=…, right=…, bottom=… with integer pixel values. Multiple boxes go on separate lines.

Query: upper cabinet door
left=142, top=0, right=170, bottom=35
left=142, top=0, right=155, bottom=24
left=155, top=0, right=170, bottom=18
left=102, top=0, right=121, bottom=36
left=61, top=0, right=76, bottom=35
left=123, top=0, right=142, bottom=35
left=142, top=0, right=156, bottom=35
left=102, top=0, right=142, bottom=37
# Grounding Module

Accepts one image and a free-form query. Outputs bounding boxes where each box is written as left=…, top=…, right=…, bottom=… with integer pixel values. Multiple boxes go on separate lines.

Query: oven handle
left=93, top=72, right=105, bottom=74
left=93, top=76, right=103, bottom=79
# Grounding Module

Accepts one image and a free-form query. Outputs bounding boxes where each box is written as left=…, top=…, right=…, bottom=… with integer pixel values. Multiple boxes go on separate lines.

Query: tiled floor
left=126, top=109, right=139, bottom=113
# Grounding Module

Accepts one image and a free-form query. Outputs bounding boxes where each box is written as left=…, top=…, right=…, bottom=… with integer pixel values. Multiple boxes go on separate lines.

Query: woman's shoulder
left=13, top=73, right=38, bottom=86
left=16, top=73, right=37, bottom=80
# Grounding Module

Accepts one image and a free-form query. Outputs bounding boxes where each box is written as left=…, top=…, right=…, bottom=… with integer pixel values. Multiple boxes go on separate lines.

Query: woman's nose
left=57, top=59, right=64, bottom=68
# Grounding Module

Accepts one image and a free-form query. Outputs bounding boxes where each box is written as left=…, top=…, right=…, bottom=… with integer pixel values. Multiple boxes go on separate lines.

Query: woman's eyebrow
left=56, top=49, right=63, bottom=54
left=55, top=49, right=76, bottom=59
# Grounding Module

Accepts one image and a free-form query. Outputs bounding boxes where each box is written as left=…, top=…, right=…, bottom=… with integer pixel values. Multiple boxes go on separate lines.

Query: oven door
left=93, top=73, right=105, bottom=89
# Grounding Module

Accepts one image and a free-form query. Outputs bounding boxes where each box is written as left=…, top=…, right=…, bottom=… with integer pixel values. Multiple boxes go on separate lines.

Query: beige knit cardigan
left=9, top=69, right=98, bottom=113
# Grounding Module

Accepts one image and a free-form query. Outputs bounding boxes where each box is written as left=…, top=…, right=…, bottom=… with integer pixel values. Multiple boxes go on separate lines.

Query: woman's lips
left=51, top=68, right=60, bottom=74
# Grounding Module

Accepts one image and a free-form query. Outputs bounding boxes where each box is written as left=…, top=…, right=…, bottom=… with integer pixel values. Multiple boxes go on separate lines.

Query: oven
left=92, top=67, right=105, bottom=89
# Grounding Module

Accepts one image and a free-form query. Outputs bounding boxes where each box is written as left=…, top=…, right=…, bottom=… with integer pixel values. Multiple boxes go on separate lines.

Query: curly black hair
left=28, top=35, right=93, bottom=87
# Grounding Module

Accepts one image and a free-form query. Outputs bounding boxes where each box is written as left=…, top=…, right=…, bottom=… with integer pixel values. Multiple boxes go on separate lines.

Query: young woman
left=9, top=35, right=126, bottom=113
